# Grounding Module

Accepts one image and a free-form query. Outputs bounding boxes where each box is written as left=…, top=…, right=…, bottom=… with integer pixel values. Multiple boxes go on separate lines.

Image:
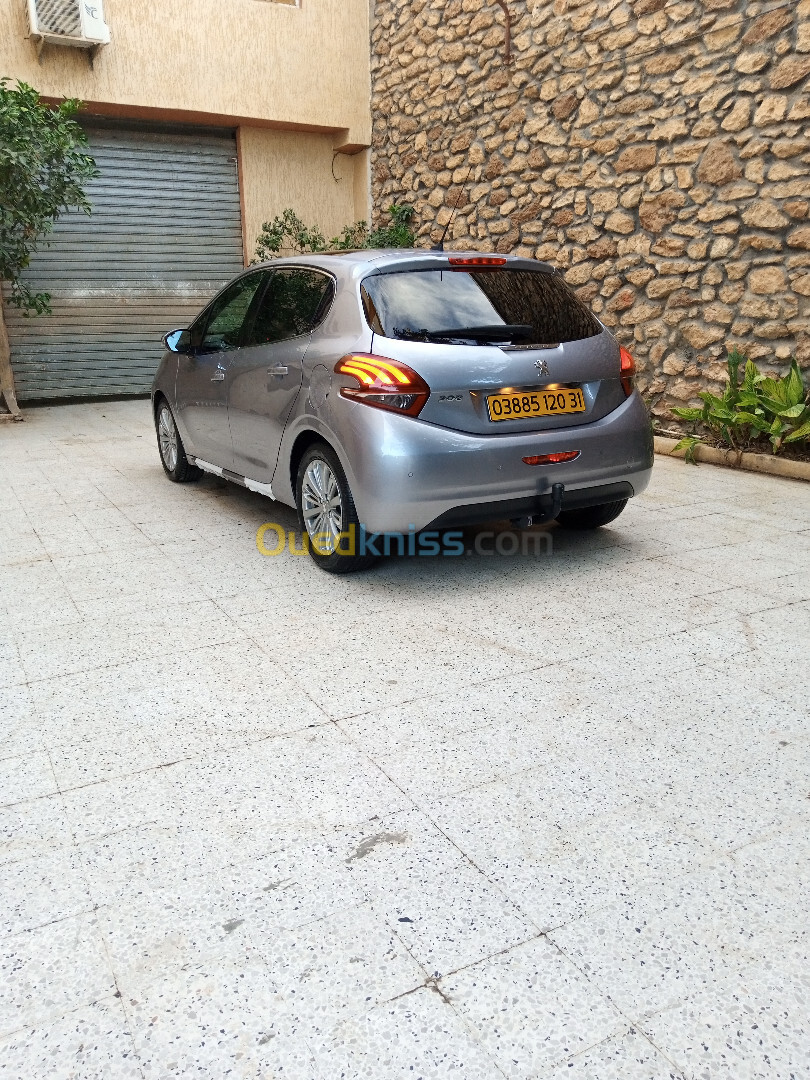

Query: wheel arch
left=289, top=429, right=335, bottom=497
left=152, top=389, right=168, bottom=419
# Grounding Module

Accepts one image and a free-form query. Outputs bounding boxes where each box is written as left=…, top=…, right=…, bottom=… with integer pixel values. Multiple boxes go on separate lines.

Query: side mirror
left=163, top=328, right=193, bottom=354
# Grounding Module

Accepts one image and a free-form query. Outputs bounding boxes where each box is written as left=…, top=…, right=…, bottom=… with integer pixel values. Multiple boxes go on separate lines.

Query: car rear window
left=361, top=268, right=602, bottom=345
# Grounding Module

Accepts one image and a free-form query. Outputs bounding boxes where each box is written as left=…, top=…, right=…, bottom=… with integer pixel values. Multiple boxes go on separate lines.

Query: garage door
left=4, top=124, right=245, bottom=400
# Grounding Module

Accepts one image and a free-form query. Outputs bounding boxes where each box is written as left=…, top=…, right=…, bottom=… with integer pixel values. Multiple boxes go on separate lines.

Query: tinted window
left=198, top=273, right=264, bottom=352
left=361, top=269, right=602, bottom=345
left=244, top=268, right=334, bottom=347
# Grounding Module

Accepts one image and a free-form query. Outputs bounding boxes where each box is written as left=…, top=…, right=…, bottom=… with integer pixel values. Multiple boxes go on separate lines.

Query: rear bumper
left=334, top=390, right=653, bottom=534
left=425, top=481, right=636, bottom=529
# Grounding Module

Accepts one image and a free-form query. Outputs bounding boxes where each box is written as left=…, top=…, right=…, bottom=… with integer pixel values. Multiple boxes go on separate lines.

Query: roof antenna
left=432, top=164, right=474, bottom=252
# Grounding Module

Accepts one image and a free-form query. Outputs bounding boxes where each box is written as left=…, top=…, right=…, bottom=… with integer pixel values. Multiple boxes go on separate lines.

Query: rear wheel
left=155, top=400, right=200, bottom=483
left=296, top=443, right=378, bottom=573
left=555, top=499, right=628, bottom=529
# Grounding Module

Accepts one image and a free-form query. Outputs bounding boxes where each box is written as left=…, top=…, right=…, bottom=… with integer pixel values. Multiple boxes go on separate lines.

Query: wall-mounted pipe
left=493, top=0, right=513, bottom=64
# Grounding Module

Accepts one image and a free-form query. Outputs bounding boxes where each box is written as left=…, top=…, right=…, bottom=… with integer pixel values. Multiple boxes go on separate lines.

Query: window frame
left=240, top=265, right=337, bottom=349
left=189, top=269, right=267, bottom=353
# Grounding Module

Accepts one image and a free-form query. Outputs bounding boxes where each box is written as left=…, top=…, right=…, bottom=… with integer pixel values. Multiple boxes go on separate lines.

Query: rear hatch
left=361, top=262, right=626, bottom=435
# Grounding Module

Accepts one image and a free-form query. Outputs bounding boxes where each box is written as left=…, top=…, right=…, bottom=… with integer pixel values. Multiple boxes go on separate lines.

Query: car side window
left=198, top=273, right=264, bottom=353
left=244, top=269, right=334, bottom=347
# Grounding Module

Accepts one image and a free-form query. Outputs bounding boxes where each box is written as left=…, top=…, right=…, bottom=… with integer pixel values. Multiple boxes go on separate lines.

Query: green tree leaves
left=253, top=204, right=416, bottom=262
left=0, top=80, right=98, bottom=315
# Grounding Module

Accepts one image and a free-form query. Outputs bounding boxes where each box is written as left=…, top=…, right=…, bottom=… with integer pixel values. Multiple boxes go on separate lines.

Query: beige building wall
left=0, top=0, right=371, bottom=149
left=1, top=0, right=372, bottom=256
left=238, top=129, right=370, bottom=261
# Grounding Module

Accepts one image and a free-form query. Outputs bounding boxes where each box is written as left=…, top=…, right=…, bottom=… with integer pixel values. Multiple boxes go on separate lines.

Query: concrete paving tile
left=123, top=955, right=296, bottom=1078
left=313, top=986, right=501, bottom=1079
left=758, top=570, right=810, bottom=605
left=0, top=752, right=58, bottom=806
left=0, top=996, right=141, bottom=1079
left=0, top=793, right=73, bottom=867
left=61, top=769, right=175, bottom=844
left=51, top=548, right=189, bottom=604
left=70, top=578, right=215, bottom=621
left=442, top=937, right=625, bottom=1077
left=640, top=965, right=810, bottom=1080
left=26, top=639, right=316, bottom=748
left=278, top=622, right=540, bottom=720
left=0, top=685, right=41, bottom=762
left=49, top=734, right=165, bottom=792
left=15, top=599, right=246, bottom=683
left=0, top=846, right=94, bottom=936
left=0, top=643, right=25, bottom=691
left=336, top=808, right=535, bottom=975
left=372, top=714, right=559, bottom=803
left=335, top=669, right=570, bottom=759
left=260, top=727, right=411, bottom=828
left=548, top=866, right=770, bottom=1020
left=96, top=878, right=261, bottom=997
left=427, top=792, right=719, bottom=931
left=255, top=902, right=426, bottom=1039
left=0, top=537, right=50, bottom=569
left=538, top=1029, right=686, bottom=1080
left=643, top=738, right=810, bottom=851
left=78, top=816, right=238, bottom=908
left=0, top=913, right=115, bottom=1036
left=219, top=837, right=369, bottom=941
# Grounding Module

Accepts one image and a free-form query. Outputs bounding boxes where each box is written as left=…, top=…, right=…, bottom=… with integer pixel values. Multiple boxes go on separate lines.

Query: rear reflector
left=448, top=256, right=507, bottom=268
left=522, top=451, right=580, bottom=465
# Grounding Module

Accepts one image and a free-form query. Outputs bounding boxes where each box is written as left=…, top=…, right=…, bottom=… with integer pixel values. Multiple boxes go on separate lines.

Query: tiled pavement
left=0, top=399, right=808, bottom=1079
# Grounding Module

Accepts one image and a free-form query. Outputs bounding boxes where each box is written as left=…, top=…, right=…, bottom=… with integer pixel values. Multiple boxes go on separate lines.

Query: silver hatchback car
left=152, top=250, right=653, bottom=572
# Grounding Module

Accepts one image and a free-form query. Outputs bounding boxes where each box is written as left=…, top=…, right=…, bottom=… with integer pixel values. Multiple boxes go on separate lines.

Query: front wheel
left=155, top=400, right=200, bottom=483
left=555, top=499, right=628, bottom=529
left=296, top=443, right=378, bottom=574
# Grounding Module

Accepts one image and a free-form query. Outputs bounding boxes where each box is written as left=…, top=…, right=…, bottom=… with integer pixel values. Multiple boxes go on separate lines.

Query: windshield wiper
left=393, top=324, right=534, bottom=343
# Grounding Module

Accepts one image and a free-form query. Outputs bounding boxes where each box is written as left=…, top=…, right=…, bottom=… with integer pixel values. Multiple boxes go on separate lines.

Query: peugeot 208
left=152, top=250, right=653, bottom=572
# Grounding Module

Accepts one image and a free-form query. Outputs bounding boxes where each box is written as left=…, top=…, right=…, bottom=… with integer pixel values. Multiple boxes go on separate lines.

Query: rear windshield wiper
left=393, top=324, right=534, bottom=344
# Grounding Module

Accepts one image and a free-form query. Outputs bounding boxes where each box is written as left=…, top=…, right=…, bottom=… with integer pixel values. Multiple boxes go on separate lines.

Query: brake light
left=448, top=257, right=507, bottom=268
left=335, top=354, right=430, bottom=417
left=620, top=346, right=635, bottom=396
left=522, top=451, right=580, bottom=465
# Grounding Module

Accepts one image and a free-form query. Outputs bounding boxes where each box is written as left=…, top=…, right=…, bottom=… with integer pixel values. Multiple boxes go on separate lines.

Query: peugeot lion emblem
left=535, top=358, right=550, bottom=377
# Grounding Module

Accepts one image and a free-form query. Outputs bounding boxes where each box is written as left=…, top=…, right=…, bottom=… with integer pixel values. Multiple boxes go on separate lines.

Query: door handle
left=268, top=365, right=288, bottom=376
left=211, top=371, right=225, bottom=382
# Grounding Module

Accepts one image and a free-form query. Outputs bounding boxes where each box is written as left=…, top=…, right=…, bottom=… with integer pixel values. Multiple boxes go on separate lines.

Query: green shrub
left=254, top=204, right=415, bottom=262
left=671, top=348, right=810, bottom=460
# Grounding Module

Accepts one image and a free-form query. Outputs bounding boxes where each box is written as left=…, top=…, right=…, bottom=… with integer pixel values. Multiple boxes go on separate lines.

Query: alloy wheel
left=301, top=458, right=343, bottom=554
left=158, top=405, right=178, bottom=472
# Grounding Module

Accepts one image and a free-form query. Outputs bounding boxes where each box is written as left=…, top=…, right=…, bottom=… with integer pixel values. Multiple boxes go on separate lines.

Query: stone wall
left=370, top=0, right=810, bottom=419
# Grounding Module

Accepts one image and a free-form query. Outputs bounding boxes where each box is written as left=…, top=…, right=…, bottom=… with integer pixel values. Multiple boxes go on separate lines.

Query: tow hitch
left=511, top=482, right=564, bottom=529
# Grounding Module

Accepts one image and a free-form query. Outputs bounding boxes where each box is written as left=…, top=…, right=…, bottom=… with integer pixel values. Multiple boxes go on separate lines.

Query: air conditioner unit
left=27, top=0, right=110, bottom=49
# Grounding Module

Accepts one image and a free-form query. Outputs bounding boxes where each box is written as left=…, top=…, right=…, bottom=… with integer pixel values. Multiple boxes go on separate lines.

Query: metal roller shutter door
left=4, top=125, right=245, bottom=400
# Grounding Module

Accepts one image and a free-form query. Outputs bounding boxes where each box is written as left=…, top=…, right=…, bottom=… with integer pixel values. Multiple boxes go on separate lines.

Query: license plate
left=487, top=387, right=586, bottom=422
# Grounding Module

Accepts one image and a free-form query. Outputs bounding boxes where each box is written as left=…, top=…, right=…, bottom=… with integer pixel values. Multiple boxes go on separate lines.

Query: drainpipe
left=493, top=0, right=513, bottom=64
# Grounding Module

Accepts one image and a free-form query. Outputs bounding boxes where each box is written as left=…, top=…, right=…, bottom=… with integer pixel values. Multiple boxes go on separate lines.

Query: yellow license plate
left=487, top=387, right=586, bottom=422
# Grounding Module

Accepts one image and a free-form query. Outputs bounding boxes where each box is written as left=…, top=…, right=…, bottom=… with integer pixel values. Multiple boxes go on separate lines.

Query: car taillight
left=620, top=346, right=635, bottom=396
left=335, top=354, right=430, bottom=417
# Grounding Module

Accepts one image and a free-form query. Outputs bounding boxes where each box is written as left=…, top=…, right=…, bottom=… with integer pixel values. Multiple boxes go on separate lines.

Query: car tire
left=296, top=442, right=379, bottom=574
left=155, top=399, right=200, bottom=483
left=555, top=499, right=628, bottom=529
